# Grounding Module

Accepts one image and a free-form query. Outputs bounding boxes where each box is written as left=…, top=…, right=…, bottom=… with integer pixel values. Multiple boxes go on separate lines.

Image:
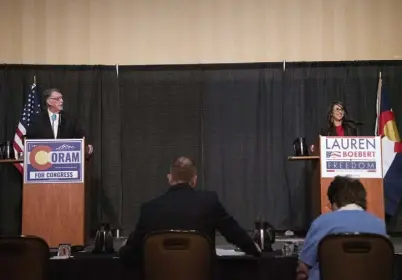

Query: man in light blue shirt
left=297, top=176, right=387, bottom=280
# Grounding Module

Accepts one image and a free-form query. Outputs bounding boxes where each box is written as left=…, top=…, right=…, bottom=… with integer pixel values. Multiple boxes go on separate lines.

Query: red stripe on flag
left=13, top=125, right=24, bottom=174
left=13, top=128, right=23, bottom=150
left=16, top=128, right=23, bottom=139
left=379, top=110, right=396, bottom=136
left=15, top=128, right=23, bottom=138
left=396, top=142, right=402, bottom=153
left=14, top=163, right=23, bottom=173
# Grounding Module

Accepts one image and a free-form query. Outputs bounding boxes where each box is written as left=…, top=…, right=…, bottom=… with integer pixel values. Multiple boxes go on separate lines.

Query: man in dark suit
left=26, top=88, right=93, bottom=154
left=119, top=156, right=261, bottom=266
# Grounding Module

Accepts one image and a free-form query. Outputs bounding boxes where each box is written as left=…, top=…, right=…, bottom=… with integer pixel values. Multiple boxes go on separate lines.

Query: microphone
left=344, top=120, right=364, bottom=126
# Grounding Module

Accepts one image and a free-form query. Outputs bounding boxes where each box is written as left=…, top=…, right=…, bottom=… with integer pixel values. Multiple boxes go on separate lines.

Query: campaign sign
left=320, top=136, right=382, bottom=178
left=24, top=139, right=84, bottom=184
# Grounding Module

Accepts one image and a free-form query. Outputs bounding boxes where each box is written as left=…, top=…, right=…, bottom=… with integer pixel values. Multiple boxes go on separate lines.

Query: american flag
left=326, top=151, right=341, bottom=158
left=13, top=83, right=41, bottom=173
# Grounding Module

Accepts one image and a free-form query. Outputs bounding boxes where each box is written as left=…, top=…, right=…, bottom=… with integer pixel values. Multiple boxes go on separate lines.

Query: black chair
left=143, top=230, right=213, bottom=280
left=0, top=235, right=50, bottom=280
left=318, top=233, right=394, bottom=280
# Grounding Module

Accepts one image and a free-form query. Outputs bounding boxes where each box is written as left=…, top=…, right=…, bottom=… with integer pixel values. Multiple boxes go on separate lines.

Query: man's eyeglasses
left=49, top=97, right=63, bottom=102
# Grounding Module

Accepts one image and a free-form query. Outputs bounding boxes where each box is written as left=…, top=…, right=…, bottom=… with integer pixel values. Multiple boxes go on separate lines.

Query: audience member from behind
left=296, top=176, right=387, bottom=280
left=119, top=156, right=261, bottom=266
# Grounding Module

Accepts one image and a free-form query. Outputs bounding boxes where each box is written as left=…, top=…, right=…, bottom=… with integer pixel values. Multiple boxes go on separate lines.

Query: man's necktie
left=51, top=114, right=57, bottom=138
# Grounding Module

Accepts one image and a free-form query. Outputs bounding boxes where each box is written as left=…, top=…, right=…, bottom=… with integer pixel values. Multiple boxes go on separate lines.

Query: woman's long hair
left=325, top=101, right=350, bottom=131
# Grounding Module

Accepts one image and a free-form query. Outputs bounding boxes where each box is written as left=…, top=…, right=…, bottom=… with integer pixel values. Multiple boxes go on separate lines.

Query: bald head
left=167, top=157, right=197, bottom=187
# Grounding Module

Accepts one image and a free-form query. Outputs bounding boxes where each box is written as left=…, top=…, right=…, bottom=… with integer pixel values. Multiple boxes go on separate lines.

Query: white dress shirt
left=48, top=109, right=60, bottom=139
left=338, top=203, right=364, bottom=211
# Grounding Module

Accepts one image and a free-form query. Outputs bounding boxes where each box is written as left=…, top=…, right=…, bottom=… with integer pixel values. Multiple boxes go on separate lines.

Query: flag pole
left=378, top=71, right=382, bottom=113
left=33, top=75, right=37, bottom=91
left=375, top=72, right=382, bottom=136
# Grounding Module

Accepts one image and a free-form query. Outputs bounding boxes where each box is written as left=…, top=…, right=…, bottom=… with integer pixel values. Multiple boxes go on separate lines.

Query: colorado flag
left=375, top=76, right=402, bottom=216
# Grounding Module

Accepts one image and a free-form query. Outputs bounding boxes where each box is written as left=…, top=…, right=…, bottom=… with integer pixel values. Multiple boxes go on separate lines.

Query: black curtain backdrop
left=119, top=68, right=203, bottom=233
left=1, top=62, right=402, bottom=236
left=0, top=65, right=119, bottom=234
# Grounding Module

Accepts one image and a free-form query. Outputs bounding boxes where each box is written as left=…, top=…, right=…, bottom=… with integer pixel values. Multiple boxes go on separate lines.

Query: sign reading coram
left=24, top=139, right=84, bottom=184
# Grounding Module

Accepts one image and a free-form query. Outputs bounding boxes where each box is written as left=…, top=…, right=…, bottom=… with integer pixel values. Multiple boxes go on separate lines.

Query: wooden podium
left=21, top=138, right=87, bottom=248
left=289, top=136, right=384, bottom=220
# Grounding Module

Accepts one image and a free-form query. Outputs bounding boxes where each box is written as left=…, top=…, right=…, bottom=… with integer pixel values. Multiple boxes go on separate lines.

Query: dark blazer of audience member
left=119, top=156, right=261, bottom=267
left=319, top=101, right=358, bottom=136
left=296, top=176, right=387, bottom=280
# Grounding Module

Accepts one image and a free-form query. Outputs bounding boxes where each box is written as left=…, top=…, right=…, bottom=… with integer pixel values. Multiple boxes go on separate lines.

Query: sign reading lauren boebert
left=320, top=136, right=382, bottom=179
left=24, top=139, right=84, bottom=184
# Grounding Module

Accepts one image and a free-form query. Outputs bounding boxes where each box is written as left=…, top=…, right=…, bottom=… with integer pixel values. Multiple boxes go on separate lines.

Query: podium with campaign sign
left=22, top=138, right=87, bottom=247
left=289, top=136, right=384, bottom=220
left=317, top=136, right=384, bottom=219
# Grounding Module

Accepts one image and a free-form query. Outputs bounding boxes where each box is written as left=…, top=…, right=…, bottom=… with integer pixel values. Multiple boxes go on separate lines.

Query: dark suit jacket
left=119, top=183, right=260, bottom=267
left=26, top=110, right=85, bottom=139
left=319, top=122, right=358, bottom=136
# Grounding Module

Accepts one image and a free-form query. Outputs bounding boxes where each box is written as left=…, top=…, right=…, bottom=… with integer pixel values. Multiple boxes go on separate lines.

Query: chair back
left=0, top=236, right=50, bottom=280
left=143, top=230, right=213, bottom=280
left=318, top=233, right=394, bottom=280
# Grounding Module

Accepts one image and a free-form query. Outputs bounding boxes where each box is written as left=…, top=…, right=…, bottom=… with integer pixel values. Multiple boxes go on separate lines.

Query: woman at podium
left=319, top=101, right=358, bottom=136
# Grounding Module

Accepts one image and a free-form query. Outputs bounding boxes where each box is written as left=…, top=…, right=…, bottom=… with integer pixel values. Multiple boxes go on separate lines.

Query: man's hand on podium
left=87, top=144, right=93, bottom=157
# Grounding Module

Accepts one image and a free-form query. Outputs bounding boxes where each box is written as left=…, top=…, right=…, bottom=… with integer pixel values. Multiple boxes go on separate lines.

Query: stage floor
left=63, top=233, right=402, bottom=256
left=215, top=233, right=402, bottom=253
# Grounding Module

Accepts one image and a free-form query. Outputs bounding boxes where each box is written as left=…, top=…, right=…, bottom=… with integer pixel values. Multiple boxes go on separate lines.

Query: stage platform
left=51, top=232, right=402, bottom=256
left=45, top=233, right=402, bottom=280
left=219, top=234, right=402, bottom=254
left=47, top=234, right=402, bottom=280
